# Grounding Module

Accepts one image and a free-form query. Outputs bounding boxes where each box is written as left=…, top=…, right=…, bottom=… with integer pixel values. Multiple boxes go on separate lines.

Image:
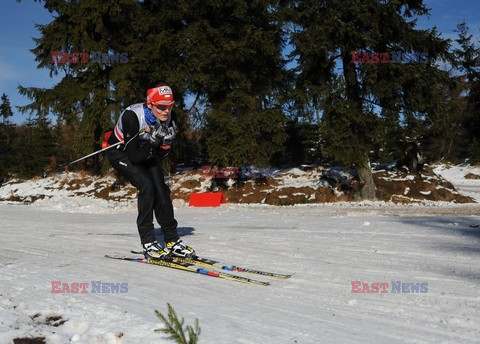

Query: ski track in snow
left=1, top=204, right=480, bottom=343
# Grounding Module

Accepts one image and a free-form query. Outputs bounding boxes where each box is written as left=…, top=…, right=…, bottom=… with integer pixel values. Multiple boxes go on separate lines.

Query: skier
left=105, top=84, right=195, bottom=260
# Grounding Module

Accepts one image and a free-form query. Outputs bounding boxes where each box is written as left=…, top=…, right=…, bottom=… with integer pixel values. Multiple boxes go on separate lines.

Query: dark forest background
left=1, top=0, right=479, bottom=199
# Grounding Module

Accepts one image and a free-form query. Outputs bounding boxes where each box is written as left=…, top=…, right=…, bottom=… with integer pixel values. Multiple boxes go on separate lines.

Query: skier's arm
left=121, top=110, right=154, bottom=164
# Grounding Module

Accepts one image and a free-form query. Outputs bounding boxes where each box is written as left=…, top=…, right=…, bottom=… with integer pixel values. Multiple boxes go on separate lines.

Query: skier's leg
left=106, top=149, right=156, bottom=244
left=146, top=160, right=195, bottom=257
left=147, top=161, right=179, bottom=243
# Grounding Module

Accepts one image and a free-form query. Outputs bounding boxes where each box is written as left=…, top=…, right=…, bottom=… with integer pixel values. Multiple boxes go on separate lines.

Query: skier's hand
left=149, top=125, right=169, bottom=148
left=161, top=121, right=178, bottom=147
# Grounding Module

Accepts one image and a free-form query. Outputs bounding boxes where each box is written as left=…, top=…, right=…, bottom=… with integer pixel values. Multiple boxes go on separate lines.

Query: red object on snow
left=189, top=192, right=227, bottom=207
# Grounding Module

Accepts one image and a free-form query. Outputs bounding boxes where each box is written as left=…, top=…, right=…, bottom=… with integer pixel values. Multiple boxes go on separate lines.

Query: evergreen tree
left=13, top=116, right=36, bottom=178
left=452, top=21, right=480, bottom=162
left=275, top=119, right=321, bottom=166
left=35, top=113, right=58, bottom=172
left=1, top=93, right=14, bottom=124
left=19, top=0, right=289, bottom=171
left=14, top=114, right=56, bottom=178
left=17, top=0, right=140, bottom=174
left=0, top=94, right=16, bottom=177
left=284, top=0, right=450, bottom=199
left=166, top=0, right=288, bottom=167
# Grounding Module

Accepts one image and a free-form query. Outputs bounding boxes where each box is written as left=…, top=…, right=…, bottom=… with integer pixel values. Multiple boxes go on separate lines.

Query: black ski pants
left=106, top=148, right=179, bottom=245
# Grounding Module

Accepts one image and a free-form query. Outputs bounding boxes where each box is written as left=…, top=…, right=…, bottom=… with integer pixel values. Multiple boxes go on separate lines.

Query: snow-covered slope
left=1, top=204, right=480, bottom=343
left=0, top=173, right=137, bottom=213
left=434, top=164, right=480, bottom=202
left=1, top=163, right=478, bottom=208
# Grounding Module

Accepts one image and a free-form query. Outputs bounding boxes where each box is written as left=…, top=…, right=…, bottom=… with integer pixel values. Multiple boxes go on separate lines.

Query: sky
left=0, top=0, right=479, bottom=125
left=0, top=1, right=60, bottom=124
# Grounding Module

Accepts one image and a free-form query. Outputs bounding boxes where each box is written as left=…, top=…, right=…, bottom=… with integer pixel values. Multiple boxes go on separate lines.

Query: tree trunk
left=341, top=47, right=377, bottom=200
left=357, top=158, right=376, bottom=200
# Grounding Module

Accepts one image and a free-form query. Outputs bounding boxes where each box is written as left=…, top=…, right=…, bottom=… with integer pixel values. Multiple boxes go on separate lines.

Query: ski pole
left=46, top=141, right=123, bottom=176
left=49, top=128, right=146, bottom=175
left=64, top=141, right=123, bottom=167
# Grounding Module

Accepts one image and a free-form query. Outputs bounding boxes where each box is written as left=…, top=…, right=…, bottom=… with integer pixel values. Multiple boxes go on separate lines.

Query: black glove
left=149, top=125, right=169, bottom=148
left=149, top=121, right=178, bottom=148
left=161, top=121, right=178, bottom=147
left=137, top=140, right=157, bottom=161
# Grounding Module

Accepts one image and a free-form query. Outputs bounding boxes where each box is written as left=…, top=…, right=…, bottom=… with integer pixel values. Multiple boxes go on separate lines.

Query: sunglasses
left=153, top=104, right=173, bottom=111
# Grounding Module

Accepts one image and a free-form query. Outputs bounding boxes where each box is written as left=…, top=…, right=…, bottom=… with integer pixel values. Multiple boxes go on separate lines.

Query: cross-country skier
left=105, top=84, right=195, bottom=260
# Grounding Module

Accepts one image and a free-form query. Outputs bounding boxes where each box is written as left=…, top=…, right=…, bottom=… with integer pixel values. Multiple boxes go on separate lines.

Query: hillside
left=0, top=164, right=478, bottom=208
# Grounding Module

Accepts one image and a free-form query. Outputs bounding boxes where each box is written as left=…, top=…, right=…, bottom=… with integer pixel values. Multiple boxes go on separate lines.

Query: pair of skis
left=105, top=252, right=292, bottom=286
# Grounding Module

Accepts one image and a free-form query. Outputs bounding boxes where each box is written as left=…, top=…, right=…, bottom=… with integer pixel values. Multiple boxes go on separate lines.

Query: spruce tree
left=284, top=0, right=450, bottom=199
left=14, top=114, right=56, bottom=178
left=277, top=119, right=321, bottom=166
left=17, top=0, right=140, bottom=174
left=0, top=94, right=16, bottom=177
left=1, top=93, right=14, bottom=124
left=13, top=116, right=36, bottom=178
left=452, top=21, right=480, bottom=162
left=148, top=0, right=288, bottom=167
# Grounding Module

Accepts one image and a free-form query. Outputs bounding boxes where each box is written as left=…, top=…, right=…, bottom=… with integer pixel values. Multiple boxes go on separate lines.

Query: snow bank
left=434, top=164, right=480, bottom=202
left=1, top=164, right=479, bottom=213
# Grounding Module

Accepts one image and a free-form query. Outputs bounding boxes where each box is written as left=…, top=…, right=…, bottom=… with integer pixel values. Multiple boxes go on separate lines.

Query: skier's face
left=149, top=103, right=172, bottom=122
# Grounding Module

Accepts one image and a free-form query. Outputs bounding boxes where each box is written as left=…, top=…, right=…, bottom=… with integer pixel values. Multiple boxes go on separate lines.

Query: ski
left=130, top=250, right=293, bottom=279
left=178, top=256, right=293, bottom=279
left=105, top=255, right=270, bottom=286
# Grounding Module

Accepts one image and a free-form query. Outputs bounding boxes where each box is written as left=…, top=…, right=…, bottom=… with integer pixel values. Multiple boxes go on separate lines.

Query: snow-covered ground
left=1, top=203, right=480, bottom=343
left=1, top=164, right=480, bottom=343
left=434, top=164, right=480, bottom=202
left=2, top=163, right=480, bottom=207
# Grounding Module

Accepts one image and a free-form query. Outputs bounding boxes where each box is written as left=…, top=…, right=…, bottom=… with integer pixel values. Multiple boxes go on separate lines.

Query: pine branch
left=154, top=303, right=200, bottom=344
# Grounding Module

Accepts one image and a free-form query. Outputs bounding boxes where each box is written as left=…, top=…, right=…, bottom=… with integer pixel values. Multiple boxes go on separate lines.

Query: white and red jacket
left=107, top=103, right=172, bottom=164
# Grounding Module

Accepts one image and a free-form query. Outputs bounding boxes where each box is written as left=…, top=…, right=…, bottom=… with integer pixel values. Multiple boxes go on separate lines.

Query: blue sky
left=1, top=1, right=60, bottom=124
left=0, top=0, right=479, bottom=124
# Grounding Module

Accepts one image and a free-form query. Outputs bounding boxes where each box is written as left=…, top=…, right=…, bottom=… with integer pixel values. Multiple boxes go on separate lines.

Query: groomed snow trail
left=1, top=204, right=479, bottom=343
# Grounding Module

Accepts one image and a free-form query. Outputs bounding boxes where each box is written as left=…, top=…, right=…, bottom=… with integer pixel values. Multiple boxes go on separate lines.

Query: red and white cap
left=146, top=85, right=175, bottom=106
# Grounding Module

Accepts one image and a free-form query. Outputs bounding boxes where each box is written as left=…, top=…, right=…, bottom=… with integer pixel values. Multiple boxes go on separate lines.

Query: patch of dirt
left=315, top=187, right=353, bottom=202
left=94, top=186, right=111, bottom=200
left=374, top=167, right=475, bottom=204
left=29, top=312, right=67, bottom=328
left=7, top=195, right=24, bottom=202
left=264, top=187, right=314, bottom=205
left=13, top=338, right=46, bottom=344
left=465, top=173, right=480, bottom=180
left=29, top=195, right=48, bottom=203
left=224, top=181, right=270, bottom=204
left=45, top=315, right=67, bottom=327
left=3, top=194, right=49, bottom=203
left=63, top=178, right=93, bottom=191
left=177, top=178, right=202, bottom=190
